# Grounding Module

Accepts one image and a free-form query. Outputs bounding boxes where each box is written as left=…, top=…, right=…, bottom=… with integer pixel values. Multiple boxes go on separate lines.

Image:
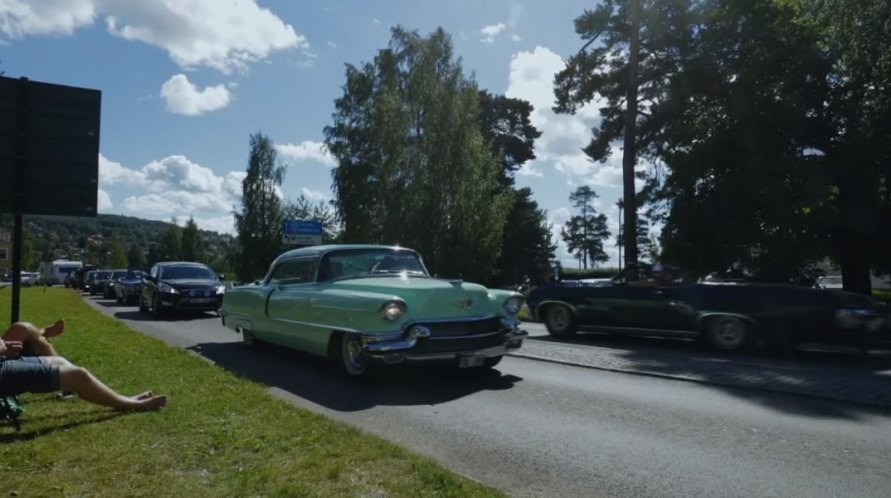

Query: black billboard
left=0, top=76, right=101, bottom=216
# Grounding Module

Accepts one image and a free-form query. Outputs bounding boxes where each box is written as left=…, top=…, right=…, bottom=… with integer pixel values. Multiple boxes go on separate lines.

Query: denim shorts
left=0, top=356, right=61, bottom=396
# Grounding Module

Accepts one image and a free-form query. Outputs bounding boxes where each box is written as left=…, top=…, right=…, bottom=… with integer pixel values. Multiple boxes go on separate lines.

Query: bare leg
left=58, top=365, right=167, bottom=411
left=2, top=322, right=58, bottom=356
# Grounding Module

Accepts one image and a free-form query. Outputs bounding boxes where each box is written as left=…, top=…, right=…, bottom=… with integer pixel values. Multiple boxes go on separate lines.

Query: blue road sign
left=283, top=220, right=323, bottom=235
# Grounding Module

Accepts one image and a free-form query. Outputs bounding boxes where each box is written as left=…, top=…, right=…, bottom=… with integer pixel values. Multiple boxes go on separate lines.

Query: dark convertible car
left=526, top=269, right=889, bottom=352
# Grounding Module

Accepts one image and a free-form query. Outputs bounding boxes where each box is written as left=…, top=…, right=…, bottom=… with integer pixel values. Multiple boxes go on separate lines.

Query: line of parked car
left=76, top=262, right=226, bottom=317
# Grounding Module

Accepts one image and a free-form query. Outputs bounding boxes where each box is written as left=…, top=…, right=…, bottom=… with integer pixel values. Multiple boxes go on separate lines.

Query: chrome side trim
left=580, top=325, right=698, bottom=338
left=271, top=317, right=404, bottom=336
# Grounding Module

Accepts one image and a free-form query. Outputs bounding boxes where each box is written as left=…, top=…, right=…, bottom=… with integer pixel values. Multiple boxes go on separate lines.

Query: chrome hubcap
left=345, top=337, right=366, bottom=370
left=714, top=320, right=744, bottom=348
left=548, top=307, right=568, bottom=331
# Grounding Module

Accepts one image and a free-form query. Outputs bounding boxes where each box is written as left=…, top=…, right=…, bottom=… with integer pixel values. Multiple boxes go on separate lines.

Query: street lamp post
left=617, top=199, right=623, bottom=272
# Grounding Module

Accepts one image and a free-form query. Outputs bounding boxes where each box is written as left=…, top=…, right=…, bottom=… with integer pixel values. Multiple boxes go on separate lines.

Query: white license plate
left=189, top=298, right=216, bottom=304
left=458, top=355, right=485, bottom=368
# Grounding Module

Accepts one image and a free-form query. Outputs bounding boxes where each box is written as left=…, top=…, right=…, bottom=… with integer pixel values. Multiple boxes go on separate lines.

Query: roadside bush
left=561, top=267, right=619, bottom=279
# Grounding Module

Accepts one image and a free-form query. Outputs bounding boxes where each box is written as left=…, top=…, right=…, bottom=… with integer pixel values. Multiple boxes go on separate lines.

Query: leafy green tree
left=554, top=0, right=694, bottom=266
left=282, top=195, right=340, bottom=244
left=108, top=233, right=128, bottom=268
left=804, top=0, right=891, bottom=293
left=562, top=186, right=611, bottom=268
left=325, top=27, right=511, bottom=282
left=477, top=92, right=553, bottom=286
left=492, top=188, right=556, bottom=286
left=234, top=133, right=285, bottom=282
left=478, top=91, right=542, bottom=188
left=616, top=198, right=659, bottom=263
left=652, top=0, right=830, bottom=282
left=127, top=243, right=146, bottom=268
left=180, top=216, right=204, bottom=262
left=156, top=220, right=182, bottom=262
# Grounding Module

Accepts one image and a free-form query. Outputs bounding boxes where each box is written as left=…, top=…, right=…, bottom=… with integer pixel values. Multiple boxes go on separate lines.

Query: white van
left=38, top=260, right=83, bottom=285
left=20, top=271, right=40, bottom=286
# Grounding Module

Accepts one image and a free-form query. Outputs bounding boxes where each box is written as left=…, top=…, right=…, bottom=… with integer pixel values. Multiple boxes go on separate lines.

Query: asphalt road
left=85, top=295, right=891, bottom=498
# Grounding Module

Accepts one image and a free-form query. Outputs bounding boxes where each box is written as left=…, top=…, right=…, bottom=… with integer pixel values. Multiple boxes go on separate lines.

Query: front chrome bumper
left=360, top=318, right=528, bottom=364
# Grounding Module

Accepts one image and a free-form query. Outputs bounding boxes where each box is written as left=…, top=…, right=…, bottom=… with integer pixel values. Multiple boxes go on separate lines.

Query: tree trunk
left=622, top=0, right=640, bottom=267
left=840, top=246, right=872, bottom=295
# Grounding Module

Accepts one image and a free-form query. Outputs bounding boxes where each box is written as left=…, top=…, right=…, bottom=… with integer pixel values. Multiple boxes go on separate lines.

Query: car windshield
left=160, top=265, right=217, bottom=280
left=93, top=271, right=110, bottom=280
left=124, top=270, right=144, bottom=279
left=110, top=270, right=127, bottom=279
left=319, top=249, right=428, bottom=281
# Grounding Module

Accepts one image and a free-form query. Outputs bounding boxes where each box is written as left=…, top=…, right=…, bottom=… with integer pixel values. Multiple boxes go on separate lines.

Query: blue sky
left=1, top=0, right=643, bottom=267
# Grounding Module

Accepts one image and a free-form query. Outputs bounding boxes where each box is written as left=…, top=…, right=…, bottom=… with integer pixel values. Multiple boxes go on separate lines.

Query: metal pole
left=617, top=200, right=623, bottom=272
left=11, top=77, right=29, bottom=324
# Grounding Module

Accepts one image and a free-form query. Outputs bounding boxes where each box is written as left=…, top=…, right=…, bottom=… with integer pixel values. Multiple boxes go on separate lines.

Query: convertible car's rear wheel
left=337, top=333, right=369, bottom=377
left=705, top=316, right=749, bottom=352
left=543, top=304, right=578, bottom=337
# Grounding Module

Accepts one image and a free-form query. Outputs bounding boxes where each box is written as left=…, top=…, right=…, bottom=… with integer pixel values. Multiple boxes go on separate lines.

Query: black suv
left=139, top=262, right=225, bottom=317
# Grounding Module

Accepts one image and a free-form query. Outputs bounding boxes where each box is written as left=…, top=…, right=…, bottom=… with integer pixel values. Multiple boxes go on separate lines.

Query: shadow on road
left=85, top=295, right=217, bottom=322
left=191, top=340, right=522, bottom=412
left=530, top=332, right=891, bottom=418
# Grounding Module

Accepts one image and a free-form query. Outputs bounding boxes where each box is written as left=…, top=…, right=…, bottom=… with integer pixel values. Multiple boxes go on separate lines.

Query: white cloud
left=326, top=40, right=337, bottom=49
left=98, top=153, right=246, bottom=232
left=160, top=74, right=231, bottom=116
left=506, top=46, right=606, bottom=183
left=373, top=18, right=382, bottom=26
left=191, top=215, right=236, bottom=235
left=517, top=161, right=544, bottom=178
left=2, top=0, right=305, bottom=73
left=0, top=0, right=95, bottom=39
left=549, top=207, right=571, bottom=225
left=276, top=141, right=336, bottom=167
left=97, top=189, right=113, bottom=210
left=99, top=154, right=144, bottom=186
left=480, top=23, right=506, bottom=43
left=480, top=4, right=523, bottom=44
left=301, top=188, right=329, bottom=201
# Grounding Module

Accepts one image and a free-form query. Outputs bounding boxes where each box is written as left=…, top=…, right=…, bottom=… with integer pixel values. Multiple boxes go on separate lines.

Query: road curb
left=508, top=350, right=891, bottom=411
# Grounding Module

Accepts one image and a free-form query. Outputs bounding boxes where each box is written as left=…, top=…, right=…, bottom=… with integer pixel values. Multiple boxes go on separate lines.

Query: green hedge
left=560, top=267, right=620, bottom=279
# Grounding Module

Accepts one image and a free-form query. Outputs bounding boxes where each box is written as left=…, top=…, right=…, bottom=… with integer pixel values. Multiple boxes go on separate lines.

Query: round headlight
left=380, top=301, right=406, bottom=321
left=503, top=296, right=523, bottom=315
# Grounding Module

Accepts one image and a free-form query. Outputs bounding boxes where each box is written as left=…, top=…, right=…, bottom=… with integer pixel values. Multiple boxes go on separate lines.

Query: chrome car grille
left=418, top=317, right=504, bottom=338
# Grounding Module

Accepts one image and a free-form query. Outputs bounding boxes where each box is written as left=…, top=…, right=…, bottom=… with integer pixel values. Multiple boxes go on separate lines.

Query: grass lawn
left=0, top=287, right=503, bottom=497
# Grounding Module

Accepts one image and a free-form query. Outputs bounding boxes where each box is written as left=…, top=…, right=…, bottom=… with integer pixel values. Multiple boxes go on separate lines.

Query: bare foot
left=44, top=319, right=66, bottom=338
left=134, top=394, right=167, bottom=411
left=135, top=391, right=154, bottom=400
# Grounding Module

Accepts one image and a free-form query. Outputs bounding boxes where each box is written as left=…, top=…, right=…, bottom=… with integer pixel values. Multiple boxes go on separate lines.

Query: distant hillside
left=10, top=213, right=235, bottom=272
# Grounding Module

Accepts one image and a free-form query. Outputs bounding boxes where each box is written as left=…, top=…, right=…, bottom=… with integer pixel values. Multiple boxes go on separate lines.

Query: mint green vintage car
left=219, top=245, right=527, bottom=376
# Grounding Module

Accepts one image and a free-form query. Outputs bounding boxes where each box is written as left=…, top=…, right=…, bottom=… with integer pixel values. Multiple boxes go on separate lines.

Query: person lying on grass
left=0, top=319, right=167, bottom=411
